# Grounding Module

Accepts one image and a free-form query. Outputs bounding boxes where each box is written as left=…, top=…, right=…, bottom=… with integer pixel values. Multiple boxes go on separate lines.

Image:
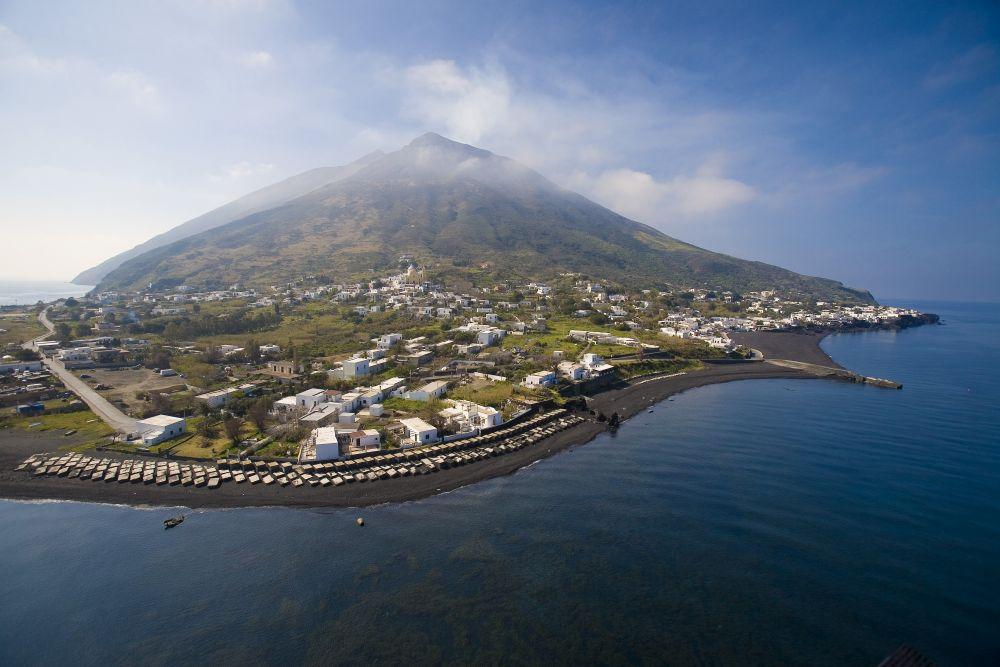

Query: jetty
left=765, top=359, right=902, bottom=389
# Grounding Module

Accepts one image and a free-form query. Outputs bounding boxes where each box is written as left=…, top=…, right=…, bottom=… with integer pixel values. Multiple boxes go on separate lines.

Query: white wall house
left=195, top=387, right=239, bottom=409
left=399, top=417, right=438, bottom=446
left=557, top=361, right=586, bottom=381
left=296, top=388, right=328, bottom=409
left=136, top=415, right=186, bottom=445
left=377, top=333, right=403, bottom=349
left=404, top=380, right=448, bottom=402
left=310, top=426, right=343, bottom=461
left=342, top=357, right=370, bottom=378
left=523, top=370, right=556, bottom=387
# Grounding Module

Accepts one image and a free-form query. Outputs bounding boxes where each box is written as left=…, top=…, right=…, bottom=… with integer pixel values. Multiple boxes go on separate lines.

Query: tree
left=73, top=323, right=91, bottom=339
left=55, top=322, right=72, bottom=342
left=192, top=303, right=201, bottom=314
left=13, top=348, right=40, bottom=361
left=246, top=338, right=261, bottom=364
left=223, top=417, right=244, bottom=444
left=198, top=418, right=219, bottom=440
left=248, top=398, right=270, bottom=432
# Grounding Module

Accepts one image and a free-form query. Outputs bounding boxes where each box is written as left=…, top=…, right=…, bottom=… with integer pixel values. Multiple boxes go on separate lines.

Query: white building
left=272, top=396, right=299, bottom=413
left=376, top=333, right=403, bottom=349
left=342, top=357, right=370, bottom=378
left=557, top=361, right=586, bottom=381
left=308, top=426, right=343, bottom=461
left=136, top=415, right=186, bottom=445
left=346, top=428, right=381, bottom=453
left=439, top=400, right=502, bottom=432
left=523, top=370, right=556, bottom=387
left=195, top=387, right=239, bottom=409
left=296, top=388, right=328, bottom=409
left=399, top=417, right=438, bottom=446
left=404, top=380, right=448, bottom=401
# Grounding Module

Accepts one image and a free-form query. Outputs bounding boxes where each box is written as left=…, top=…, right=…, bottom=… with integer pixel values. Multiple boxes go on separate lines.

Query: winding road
left=23, top=308, right=138, bottom=434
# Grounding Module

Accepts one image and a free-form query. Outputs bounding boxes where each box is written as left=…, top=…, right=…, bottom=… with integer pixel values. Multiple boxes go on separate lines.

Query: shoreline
left=2, top=323, right=934, bottom=511
left=0, top=361, right=813, bottom=510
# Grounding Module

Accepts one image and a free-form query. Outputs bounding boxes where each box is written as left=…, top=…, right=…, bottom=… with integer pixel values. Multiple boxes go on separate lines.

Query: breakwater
left=765, top=359, right=902, bottom=388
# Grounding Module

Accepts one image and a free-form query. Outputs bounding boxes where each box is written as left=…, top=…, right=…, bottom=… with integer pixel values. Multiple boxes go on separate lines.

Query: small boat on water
left=163, top=515, right=185, bottom=529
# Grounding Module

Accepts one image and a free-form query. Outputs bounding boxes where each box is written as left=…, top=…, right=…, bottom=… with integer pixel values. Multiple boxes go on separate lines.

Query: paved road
left=23, top=308, right=139, bottom=434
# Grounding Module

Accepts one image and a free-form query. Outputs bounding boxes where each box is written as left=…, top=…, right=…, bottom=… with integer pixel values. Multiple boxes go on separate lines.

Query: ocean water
left=0, top=301, right=997, bottom=665
left=0, top=280, right=93, bottom=306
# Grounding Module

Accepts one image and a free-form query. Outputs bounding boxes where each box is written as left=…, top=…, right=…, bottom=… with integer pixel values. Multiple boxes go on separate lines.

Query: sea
left=0, top=280, right=94, bottom=306
left=0, top=300, right=997, bottom=665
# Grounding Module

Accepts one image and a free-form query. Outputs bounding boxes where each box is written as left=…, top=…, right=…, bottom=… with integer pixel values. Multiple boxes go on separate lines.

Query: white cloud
left=0, top=22, right=69, bottom=74
left=239, top=50, right=274, bottom=68
left=106, top=70, right=162, bottom=112
left=211, top=161, right=276, bottom=181
left=574, top=163, right=756, bottom=223
left=403, top=59, right=511, bottom=143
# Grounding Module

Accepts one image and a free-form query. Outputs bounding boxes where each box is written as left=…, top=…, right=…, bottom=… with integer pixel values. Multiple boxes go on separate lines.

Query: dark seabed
left=1, top=301, right=998, bottom=665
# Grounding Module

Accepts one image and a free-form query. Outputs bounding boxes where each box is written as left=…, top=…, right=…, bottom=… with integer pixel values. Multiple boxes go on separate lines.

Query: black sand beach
left=0, top=358, right=815, bottom=509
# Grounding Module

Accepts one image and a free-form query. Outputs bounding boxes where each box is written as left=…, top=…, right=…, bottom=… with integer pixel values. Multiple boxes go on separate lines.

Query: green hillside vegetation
left=97, top=133, right=873, bottom=303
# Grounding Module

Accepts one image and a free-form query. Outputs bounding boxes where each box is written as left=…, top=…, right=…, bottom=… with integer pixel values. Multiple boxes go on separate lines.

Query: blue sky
left=1, top=1, right=997, bottom=300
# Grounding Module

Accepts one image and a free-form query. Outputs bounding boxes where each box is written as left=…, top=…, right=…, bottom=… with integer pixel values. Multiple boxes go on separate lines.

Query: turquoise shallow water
left=0, top=301, right=997, bottom=665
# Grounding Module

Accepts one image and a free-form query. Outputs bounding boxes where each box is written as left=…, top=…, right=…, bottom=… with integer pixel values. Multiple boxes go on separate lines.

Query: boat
left=163, top=515, right=185, bottom=529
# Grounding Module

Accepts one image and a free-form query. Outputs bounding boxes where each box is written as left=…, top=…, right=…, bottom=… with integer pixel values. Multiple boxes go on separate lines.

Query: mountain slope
left=96, top=133, right=873, bottom=302
left=72, top=150, right=384, bottom=285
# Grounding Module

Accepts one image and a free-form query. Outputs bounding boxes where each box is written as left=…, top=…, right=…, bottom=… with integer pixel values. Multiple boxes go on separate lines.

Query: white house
left=523, top=370, right=557, bottom=387
left=309, top=426, right=343, bottom=461
left=399, top=417, right=438, bottom=445
left=557, top=361, right=586, bottom=381
left=439, top=400, right=503, bottom=432
left=136, top=415, right=186, bottom=445
left=195, top=387, right=239, bottom=409
left=404, top=380, right=448, bottom=401
left=376, top=333, right=403, bottom=349
left=296, top=387, right=328, bottom=409
left=342, top=357, right=370, bottom=378
left=346, top=428, right=381, bottom=453
left=272, top=396, right=299, bottom=413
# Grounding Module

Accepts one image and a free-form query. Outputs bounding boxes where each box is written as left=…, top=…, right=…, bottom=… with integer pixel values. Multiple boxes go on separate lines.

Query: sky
left=0, top=1, right=998, bottom=301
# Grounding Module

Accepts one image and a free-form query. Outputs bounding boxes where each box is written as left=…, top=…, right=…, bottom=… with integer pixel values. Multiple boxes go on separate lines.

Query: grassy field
left=501, top=315, right=723, bottom=359
left=0, top=314, right=45, bottom=348
left=145, top=415, right=262, bottom=459
left=0, top=406, right=114, bottom=451
left=613, top=358, right=703, bottom=380
left=448, top=379, right=518, bottom=407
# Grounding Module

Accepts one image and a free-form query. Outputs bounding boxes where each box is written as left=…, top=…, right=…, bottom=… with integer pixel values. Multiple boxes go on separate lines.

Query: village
left=1, top=263, right=928, bottom=470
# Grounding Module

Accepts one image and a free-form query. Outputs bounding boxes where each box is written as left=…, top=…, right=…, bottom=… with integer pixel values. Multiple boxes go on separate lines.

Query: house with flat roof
left=523, top=370, right=556, bottom=387
left=136, top=415, right=186, bottom=445
left=300, top=426, right=342, bottom=461
left=399, top=417, right=437, bottom=446
left=404, top=380, right=448, bottom=402
left=296, top=387, right=328, bottom=409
